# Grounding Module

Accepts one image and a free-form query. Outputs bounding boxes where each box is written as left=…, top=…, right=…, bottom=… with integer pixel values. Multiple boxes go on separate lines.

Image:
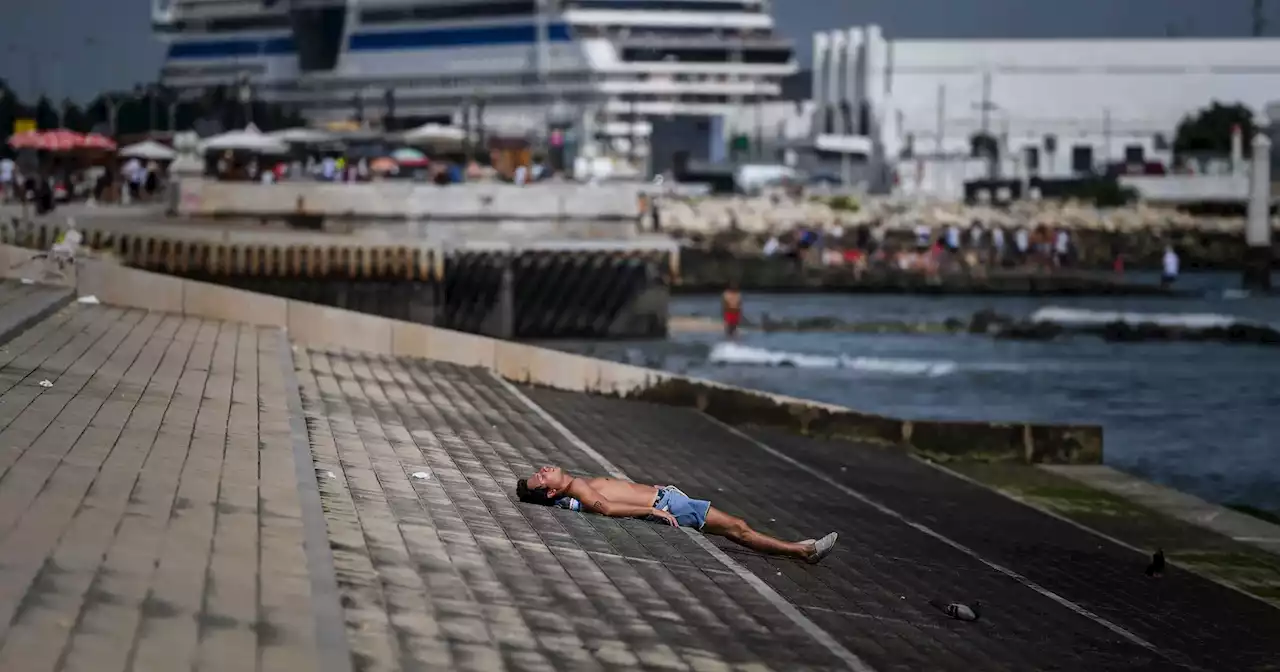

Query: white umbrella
left=399, top=122, right=466, bottom=146
left=269, top=127, right=337, bottom=145
left=200, top=124, right=289, bottom=154
left=118, top=139, right=177, bottom=161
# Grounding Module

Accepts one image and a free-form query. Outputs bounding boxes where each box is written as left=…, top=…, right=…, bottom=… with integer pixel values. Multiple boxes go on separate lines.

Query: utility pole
left=1253, top=0, right=1267, bottom=36
left=1103, top=107, right=1112, bottom=169
left=980, top=71, right=992, bottom=178
left=935, top=83, right=945, bottom=156
left=979, top=71, right=991, bottom=138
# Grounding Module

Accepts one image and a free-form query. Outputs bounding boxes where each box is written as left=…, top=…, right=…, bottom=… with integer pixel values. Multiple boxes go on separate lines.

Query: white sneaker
left=806, top=532, right=838, bottom=564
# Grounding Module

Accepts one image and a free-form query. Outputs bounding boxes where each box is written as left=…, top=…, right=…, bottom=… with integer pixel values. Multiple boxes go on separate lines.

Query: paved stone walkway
left=292, top=351, right=853, bottom=671
left=520, top=387, right=1280, bottom=672
left=0, top=305, right=325, bottom=671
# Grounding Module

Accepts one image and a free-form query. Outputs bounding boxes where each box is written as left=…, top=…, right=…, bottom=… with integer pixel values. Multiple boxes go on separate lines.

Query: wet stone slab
left=520, top=387, right=1215, bottom=672
left=292, top=352, right=852, bottom=671
left=0, top=306, right=323, bottom=672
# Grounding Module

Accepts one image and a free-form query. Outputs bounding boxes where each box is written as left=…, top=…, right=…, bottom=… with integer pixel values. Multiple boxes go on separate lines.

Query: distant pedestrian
left=944, top=224, right=961, bottom=252
left=1161, top=246, right=1180, bottom=288
left=914, top=223, right=931, bottom=251
left=1053, top=229, right=1071, bottom=267
left=721, top=282, right=743, bottom=338
left=1014, top=226, right=1030, bottom=263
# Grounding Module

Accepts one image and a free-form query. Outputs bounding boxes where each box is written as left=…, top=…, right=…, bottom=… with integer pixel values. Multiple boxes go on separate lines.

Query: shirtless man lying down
left=516, top=466, right=838, bottom=564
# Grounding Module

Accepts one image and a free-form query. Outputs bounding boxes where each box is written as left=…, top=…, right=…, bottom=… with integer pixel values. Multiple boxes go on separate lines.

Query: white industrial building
left=722, top=26, right=1280, bottom=197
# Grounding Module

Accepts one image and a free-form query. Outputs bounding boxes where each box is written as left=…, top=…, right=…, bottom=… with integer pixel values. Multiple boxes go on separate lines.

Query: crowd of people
left=757, top=219, right=1088, bottom=276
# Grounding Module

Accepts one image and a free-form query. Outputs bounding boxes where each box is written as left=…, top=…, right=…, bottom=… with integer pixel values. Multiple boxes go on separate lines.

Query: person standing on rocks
left=722, top=281, right=743, bottom=338
left=1162, top=245, right=1180, bottom=288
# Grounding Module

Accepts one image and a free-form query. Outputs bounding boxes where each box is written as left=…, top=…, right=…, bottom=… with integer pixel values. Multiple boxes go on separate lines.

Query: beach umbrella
left=41, top=129, right=88, bottom=152
left=200, top=124, right=289, bottom=154
left=369, top=157, right=398, bottom=174
left=118, top=139, right=177, bottom=161
left=269, top=127, right=337, bottom=145
left=82, top=133, right=117, bottom=151
left=7, top=130, right=44, bottom=149
left=392, top=147, right=429, bottom=167
left=399, top=122, right=466, bottom=146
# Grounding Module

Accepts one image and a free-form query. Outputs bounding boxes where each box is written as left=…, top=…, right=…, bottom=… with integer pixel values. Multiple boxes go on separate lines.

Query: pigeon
left=929, top=599, right=981, bottom=622
left=1144, top=548, right=1165, bottom=578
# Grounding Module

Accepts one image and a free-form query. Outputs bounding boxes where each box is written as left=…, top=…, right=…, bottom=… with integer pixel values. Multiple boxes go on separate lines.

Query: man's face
left=527, top=466, right=565, bottom=494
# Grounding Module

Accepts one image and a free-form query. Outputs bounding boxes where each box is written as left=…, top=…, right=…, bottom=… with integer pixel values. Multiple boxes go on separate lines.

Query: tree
left=35, top=97, right=58, bottom=129
left=1173, top=101, right=1257, bottom=159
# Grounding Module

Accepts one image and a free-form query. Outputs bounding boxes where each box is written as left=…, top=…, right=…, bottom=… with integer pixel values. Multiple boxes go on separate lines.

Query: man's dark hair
left=516, top=479, right=560, bottom=506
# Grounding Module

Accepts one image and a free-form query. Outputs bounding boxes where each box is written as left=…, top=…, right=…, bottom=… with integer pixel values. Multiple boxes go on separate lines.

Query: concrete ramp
left=291, top=351, right=853, bottom=670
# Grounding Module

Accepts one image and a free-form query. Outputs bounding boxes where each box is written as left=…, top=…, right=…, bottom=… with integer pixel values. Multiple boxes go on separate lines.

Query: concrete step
left=0, top=280, right=74, bottom=345
left=0, top=306, right=328, bottom=672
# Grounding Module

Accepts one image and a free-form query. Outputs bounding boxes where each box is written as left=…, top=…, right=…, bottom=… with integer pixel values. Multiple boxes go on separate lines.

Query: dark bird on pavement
left=929, top=599, right=981, bottom=622
left=1145, top=548, right=1165, bottom=578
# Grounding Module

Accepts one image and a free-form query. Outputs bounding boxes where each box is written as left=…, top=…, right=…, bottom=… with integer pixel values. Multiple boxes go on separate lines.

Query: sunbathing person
left=516, top=466, right=838, bottom=564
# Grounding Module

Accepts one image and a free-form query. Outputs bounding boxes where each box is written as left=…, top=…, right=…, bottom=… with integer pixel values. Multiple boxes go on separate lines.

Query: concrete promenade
left=0, top=278, right=1278, bottom=671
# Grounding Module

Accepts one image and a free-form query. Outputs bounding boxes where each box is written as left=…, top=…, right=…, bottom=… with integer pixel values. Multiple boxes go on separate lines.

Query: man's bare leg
left=703, top=507, right=812, bottom=560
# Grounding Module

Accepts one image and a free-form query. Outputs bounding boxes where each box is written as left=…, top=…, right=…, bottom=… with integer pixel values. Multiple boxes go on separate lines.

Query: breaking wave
left=1029, top=307, right=1259, bottom=330
left=707, top=342, right=973, bottom=376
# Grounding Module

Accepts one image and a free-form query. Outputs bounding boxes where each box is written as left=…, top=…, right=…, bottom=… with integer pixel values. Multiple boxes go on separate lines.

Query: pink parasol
left=38, top=129, right=88, bottom=152
left=7, top=130, right=45, bottom=149
left=81, top=133, right=117, bottom=151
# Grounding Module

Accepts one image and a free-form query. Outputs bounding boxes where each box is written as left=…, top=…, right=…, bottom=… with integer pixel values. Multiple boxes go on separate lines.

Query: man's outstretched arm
left=564, top=480, right=677, bottom=525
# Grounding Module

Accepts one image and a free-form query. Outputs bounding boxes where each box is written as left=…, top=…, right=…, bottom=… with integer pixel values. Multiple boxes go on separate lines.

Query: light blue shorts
left=654, top=485, right=712, bottom=529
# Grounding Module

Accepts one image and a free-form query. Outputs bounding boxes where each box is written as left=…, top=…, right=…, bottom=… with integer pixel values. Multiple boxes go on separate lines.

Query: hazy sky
left=0, top=0, right=1270, bottom=102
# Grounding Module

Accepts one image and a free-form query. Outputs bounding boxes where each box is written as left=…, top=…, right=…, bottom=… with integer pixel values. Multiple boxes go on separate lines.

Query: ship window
left=741, top=47, right=791, bottom=64
left=293, top=6, right=346, bottom=72
left=361, top=1, right=536, bottom=24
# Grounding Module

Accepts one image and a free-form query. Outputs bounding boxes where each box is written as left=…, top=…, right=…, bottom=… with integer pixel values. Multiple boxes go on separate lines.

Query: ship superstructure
left=153, top=0, right=797, bottom=160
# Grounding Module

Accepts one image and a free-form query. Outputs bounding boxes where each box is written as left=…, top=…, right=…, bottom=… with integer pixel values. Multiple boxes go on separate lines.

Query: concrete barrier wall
left=176, top=178, right=645, bottom=223
left=0, top=244, right=1103, bottom=464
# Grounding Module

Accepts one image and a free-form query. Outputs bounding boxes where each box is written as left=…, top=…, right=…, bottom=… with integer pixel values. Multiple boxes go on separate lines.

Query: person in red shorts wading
left=721, top=281, right=743, bottom=338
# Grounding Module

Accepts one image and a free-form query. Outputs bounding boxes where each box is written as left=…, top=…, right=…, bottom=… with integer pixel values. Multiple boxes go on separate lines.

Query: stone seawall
left=0, top=242, right=1103, bottom=466
left=678, top=250, right=1176, bottom=295
left=1, top=219, right=673, bottom=340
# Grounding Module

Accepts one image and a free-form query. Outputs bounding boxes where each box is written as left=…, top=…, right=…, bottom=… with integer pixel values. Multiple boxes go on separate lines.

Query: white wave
left=707, top=342, right=960, bottom=377
left=1030, top=306, right=1245, bottom=330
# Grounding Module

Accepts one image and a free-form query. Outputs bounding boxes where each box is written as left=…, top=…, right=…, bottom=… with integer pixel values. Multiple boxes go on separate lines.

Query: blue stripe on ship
left=169, top=36, right=296, bottom=59
left=166, top=23, right=571, bottom=60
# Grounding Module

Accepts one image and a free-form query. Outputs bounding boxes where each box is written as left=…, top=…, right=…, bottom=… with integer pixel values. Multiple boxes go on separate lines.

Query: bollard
left=1244, top=131, right=1273, bottom=291
left=497, top=262, right=516, bottom=340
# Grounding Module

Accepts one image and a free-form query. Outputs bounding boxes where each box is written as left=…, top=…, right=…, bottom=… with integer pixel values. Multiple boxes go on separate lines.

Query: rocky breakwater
left=654, top=193, right=1279, bottom=271
left=673, top=307, right=1280, bottom=347
left=976, top=307, right=1280, bottom=347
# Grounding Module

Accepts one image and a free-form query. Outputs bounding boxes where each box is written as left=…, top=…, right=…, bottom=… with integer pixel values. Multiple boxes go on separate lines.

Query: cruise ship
left=152, top=0, right=798, bottom=165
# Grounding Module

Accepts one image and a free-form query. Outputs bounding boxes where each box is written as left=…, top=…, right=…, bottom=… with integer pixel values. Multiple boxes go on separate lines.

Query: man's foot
left=805, top=532, right=838, bottom=564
